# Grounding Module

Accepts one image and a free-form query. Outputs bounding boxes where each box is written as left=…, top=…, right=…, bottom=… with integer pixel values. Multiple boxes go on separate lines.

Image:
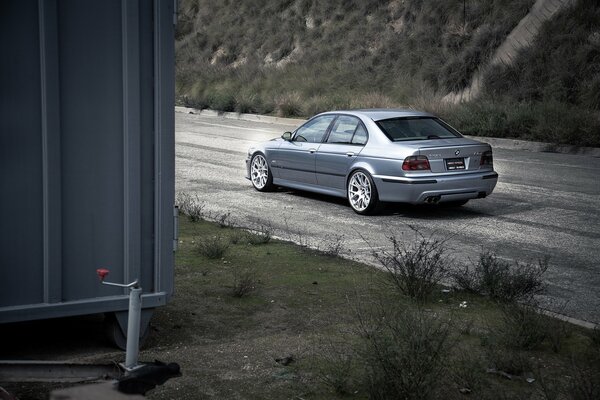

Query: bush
left=196, top=235, right=229, bottom=259
left=373, top=232, right=449, bottom=301
left=231, top=267, right=259, bottom=298
left=497, top=304, right=548, bottom=351
left=568, top=355, right=600, bottom=400
left=246, top=224, right=273, bottom=245
left=452, top=251, right=548, bottom=303
left=357, top=308, right=451, bottom=400
left=484, top=345, right=532, bottom=377
left=176, top=192, right=205, bottom=222
left=275, top=92, right=303, bottom=117
left=322, top=234, right=344, bottom=257
left=316, top=337, right=361, bottom=396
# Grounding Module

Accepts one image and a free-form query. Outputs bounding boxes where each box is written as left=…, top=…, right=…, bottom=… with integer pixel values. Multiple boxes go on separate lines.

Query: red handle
left=96, top=268, right=110, bottom=281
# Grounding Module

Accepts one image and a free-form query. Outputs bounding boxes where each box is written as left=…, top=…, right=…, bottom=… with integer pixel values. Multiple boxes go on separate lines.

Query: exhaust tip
left=425, top=196, right=441, bottom=204
left=477, top=191, right=487, bottom=199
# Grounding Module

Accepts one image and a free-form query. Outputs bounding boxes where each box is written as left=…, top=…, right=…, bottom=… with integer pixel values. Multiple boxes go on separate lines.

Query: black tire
left=250, top=153, right=274, bottom=192
left=347, top=169, right=380, bottom=215
left=104, top=312, right=150, bottom=350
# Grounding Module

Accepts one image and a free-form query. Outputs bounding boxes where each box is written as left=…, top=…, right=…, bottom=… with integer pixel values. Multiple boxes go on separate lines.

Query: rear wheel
left=347, top=170, right=380, bottom=215
left=250, top=153, right=274, bottom=192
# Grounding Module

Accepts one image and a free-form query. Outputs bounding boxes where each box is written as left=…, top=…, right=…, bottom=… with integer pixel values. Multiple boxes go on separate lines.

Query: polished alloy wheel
left=251, top=154, right=269, bottom=189
left=348, top=171, right=372, bottom=212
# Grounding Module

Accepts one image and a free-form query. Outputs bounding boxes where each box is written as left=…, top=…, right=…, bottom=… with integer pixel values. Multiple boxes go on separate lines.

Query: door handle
left=346, top=152, right=355, bottom=157
left=309, top=148, right=317, bottom=153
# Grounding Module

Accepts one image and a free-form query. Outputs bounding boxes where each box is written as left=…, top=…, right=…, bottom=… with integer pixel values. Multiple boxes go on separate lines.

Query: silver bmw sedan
left=245, top=109, right=498, bottom=215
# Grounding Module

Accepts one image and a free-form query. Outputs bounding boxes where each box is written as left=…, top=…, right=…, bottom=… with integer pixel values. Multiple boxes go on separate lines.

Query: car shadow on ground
left=276, top=187, right=484, bottom=220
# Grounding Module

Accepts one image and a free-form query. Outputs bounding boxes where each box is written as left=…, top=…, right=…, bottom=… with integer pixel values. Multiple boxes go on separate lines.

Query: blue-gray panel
left=57, top=0, right=125, bottom=301
left=0, top=0, right=175, bottom=323
left=0, top=0, right=45, bottom=307
left=140, top=0, right=156, bottom=293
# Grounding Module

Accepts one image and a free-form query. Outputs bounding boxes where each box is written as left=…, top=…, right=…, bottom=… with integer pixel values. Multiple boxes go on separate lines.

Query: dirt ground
left=1, top=219, right=599, bottom=399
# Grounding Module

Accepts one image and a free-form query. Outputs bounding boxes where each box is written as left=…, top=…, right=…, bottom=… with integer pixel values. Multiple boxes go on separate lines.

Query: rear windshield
left=376, top=117, right=462, bottom=141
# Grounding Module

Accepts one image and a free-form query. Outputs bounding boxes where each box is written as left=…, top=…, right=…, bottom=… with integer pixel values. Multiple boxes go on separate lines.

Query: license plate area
left=445, top=157, right=465, bottom=170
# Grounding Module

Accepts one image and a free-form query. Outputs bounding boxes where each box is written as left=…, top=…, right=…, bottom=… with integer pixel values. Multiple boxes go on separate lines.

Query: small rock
left=459, top=388, right=471, bottom=395
left=526, top=377, right=535, bottom=384
left=442, top=289, right=451, bottom=293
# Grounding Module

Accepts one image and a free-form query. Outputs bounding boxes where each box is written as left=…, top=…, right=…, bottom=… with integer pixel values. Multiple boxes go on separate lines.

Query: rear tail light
left=480, top=150, right=493, bottom=167
left=402, top=155, right=430, bottom=171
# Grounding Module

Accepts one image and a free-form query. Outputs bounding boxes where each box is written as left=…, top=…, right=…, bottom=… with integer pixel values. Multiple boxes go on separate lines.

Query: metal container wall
left=0, top=0, right=175, bottom=324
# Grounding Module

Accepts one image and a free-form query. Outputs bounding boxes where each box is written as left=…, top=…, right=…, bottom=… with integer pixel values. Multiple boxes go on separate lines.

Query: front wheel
left=347, top=170, right=380, bottom=215
left=250, top=153, right=274, bottom=191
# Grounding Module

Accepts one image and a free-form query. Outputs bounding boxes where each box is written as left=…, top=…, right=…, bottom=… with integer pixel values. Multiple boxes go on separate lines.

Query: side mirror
left=282, top=131, right=292, bottom=141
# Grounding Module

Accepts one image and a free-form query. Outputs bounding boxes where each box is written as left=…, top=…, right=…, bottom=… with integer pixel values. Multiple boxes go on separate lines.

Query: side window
left=352, top=124, right=368, bottom=145
left=327, top=116, right=360, bottom=144
left=293, top=115, right=335, bottom=143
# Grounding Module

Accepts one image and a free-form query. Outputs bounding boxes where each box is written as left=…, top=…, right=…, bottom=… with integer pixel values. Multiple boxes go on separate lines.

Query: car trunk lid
left=415, top=139, right=491, bottom=173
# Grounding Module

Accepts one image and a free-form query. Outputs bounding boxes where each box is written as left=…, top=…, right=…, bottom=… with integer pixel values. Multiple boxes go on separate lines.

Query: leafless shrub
left=229, top=229, right=248, bottom=245
left=356, top=306, right=452, bottom=400
left=196, top=234, right=229, bottom=259
left=316, top=336, right=360, bottom=396
left=544, top=305, right=573, bottom=353
left=372, top=231, right=449, bottom=301
left=450, top=351, right=484, bottom=394
left=484, top=345, right=532, bottom=377
left=176, top=191, right=205, bottom=222
left=231, top=267, right=259, bottom=298
left=282, top=215, right=311, bottom=249
left=497, top=303, right=548, bottom=350
left=589, top=326, right=600, bottom=350
left=217, top=211, right=233, bottom=228
left=452, top=251, right=549, bottom=302
left=568, top=354, right=600, bottom=400
left=536, top=367, right=562, bottom=400
left=247, top=223, right=273, bottom=245
left=322, top=234, right=344, bottom=257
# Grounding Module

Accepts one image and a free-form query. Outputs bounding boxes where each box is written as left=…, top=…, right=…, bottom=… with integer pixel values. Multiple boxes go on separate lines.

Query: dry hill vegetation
left=176, top=0, right=600, bottom=146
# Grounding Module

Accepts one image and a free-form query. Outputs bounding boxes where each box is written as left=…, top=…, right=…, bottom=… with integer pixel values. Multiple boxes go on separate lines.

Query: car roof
left=319, top=108, right=434, bottom=122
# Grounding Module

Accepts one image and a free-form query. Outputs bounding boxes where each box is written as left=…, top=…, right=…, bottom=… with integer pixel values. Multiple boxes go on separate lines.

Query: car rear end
left=365, top=115, right=498, bottom=204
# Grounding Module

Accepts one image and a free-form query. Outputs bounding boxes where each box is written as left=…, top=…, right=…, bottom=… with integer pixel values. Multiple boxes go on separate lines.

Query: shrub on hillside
left=275, top=92, right=303, bottom=117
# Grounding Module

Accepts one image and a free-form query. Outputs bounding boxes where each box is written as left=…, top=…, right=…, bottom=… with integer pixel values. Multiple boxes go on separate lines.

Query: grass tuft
left=196, top=234, right=230, bottom=259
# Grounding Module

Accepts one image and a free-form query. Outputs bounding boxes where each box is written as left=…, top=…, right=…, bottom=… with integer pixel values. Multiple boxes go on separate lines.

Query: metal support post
left=124, top=287, right=142, bottom=369
left=96, top=268, right=142, bottom=371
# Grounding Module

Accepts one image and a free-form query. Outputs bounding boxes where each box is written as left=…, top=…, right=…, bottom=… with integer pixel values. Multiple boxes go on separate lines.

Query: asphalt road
left=175, top=111, right=600, bottom=325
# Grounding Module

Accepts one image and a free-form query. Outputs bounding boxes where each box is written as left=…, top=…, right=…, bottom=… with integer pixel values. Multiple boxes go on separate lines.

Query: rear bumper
left=373, top=171, right=498, bottom=204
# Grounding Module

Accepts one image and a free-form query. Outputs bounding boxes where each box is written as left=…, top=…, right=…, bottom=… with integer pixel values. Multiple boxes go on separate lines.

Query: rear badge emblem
left=455, top=150, right=461, bottom=156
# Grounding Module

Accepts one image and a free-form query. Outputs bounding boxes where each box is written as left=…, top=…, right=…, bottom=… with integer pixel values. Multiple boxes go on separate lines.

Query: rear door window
left=326, top=115, right=367, bottom=145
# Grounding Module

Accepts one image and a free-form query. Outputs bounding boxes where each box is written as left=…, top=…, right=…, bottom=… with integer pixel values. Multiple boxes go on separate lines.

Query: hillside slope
left=176, top=0, right=600, bottom=146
